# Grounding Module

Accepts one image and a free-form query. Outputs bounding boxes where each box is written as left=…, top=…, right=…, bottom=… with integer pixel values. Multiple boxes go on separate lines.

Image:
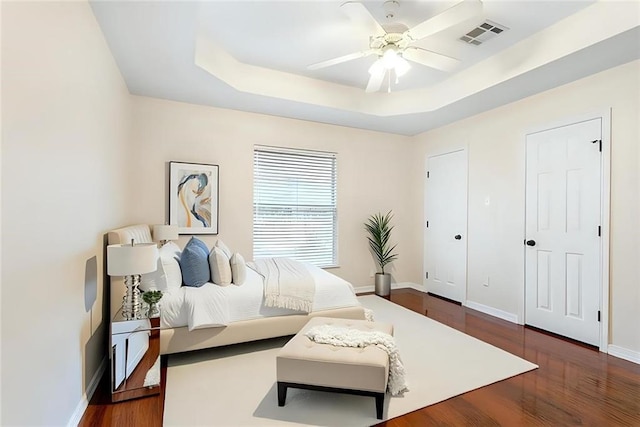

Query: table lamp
left=152, top=224, right=179, bottom=247
left=107, top=240, right=159, bottom=320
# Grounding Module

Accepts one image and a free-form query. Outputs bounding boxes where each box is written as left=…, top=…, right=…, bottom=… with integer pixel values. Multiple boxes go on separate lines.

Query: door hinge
left=426, top=171, right=430, bottom=178
left=598, top=310, right=601, bottom=322
left=591, top=139, right=602, bottom=152
left=425, top=272, right=429, bottom=279
left=598, top=225, right=601, bottom=237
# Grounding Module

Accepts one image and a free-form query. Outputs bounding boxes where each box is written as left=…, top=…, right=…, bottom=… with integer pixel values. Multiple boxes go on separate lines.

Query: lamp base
left=122, top=274, right=143, bottom=320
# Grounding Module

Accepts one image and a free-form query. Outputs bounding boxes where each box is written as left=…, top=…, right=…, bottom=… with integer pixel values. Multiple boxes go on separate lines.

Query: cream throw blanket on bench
left=249, top=258, right=315, bottom=313
left=305, top=324, right=409, bottom=396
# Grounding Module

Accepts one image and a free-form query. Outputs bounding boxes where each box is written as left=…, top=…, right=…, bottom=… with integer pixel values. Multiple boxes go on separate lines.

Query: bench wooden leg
left=277, top=381, right=384, bottom=419
left=375, top=393, right=384, bottom=419
left=277, top=382, right=287, bottom=407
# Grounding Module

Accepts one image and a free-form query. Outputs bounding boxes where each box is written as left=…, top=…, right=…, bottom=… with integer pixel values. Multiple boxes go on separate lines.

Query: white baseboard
left=354, top=281, right=424, bottom=295
left=399, top=282, right=426, bottom=292
left=67, top=357, right=107, bottom=427
left=608, top=345, right=640, bottom=364
left=355, top=285, right=520, bottom=326
left=464, top=300, right=519, bottom=324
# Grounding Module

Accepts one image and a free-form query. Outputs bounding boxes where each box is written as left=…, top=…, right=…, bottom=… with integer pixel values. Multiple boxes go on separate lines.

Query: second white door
left=525, top=118, right=602, bottom=346
left=424, top=149, right=468, bottom=303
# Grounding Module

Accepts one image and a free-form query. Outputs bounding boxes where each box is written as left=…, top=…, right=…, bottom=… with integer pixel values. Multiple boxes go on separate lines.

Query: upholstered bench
left=276, top=316, right=393, bottom=419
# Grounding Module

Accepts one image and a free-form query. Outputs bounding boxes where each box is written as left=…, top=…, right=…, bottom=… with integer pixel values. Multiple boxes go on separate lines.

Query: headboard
left=108, top=224, right=153, bottom=246
left=107, top=224, right=154, bottom=318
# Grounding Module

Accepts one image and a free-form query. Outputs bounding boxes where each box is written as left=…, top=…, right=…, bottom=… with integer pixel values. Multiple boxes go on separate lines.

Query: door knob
left=526, top=240, right=536, bottom=246
left=454, top=234, right=462, bottom=240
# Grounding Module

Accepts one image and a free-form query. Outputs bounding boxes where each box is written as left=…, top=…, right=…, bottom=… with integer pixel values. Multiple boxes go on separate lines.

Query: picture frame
left=169, top=161, right=219, bottom=235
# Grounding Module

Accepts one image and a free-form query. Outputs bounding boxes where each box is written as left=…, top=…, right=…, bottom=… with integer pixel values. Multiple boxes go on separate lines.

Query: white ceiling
left=90, top=1, right=640, bottom=135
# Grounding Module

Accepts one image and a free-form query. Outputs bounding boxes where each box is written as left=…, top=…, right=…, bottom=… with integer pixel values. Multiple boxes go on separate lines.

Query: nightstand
left=110, top=309, right=161, bottom=402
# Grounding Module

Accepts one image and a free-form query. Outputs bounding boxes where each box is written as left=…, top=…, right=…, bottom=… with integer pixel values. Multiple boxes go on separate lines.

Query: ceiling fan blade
left=341, top=2, right=387, bottom=37
left=404, top=0, right=483, bottom=41
left=308, top=49, right=376, bottom=70
left=403, top=47, right=460, bottom=72
left=365, top=64, right=386, bottom=93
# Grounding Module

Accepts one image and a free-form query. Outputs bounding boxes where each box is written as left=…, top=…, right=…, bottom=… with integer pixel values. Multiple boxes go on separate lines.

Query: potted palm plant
left=365, top=211, right=398, bottom=297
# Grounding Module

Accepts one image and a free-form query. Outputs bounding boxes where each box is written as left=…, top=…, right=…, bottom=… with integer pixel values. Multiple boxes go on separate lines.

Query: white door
left=525, top=119, right=602, bottom=346
left=425, top=150, right=468, bottom=303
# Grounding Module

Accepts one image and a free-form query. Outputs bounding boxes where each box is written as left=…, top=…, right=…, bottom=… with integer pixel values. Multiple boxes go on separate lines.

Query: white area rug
left=164, top=295, right=538, bottom=426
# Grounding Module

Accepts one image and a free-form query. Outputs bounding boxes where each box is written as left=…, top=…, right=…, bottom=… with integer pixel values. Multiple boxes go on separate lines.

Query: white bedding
left=160, top=262, right=359, bottom=331
left=159, top=289, right=187, bottom=329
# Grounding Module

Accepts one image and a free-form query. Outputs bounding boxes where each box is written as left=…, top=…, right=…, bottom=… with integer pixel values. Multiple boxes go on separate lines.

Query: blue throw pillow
left=180, top=237, right=210, bottom=287
left=190, top=236, right=209, bottom=255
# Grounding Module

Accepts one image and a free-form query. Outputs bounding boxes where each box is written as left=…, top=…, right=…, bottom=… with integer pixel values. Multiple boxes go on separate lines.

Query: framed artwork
left=169, top=161, right=219, bottom=235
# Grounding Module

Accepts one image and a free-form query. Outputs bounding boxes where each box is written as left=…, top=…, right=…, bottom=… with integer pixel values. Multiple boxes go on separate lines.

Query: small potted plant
left=142, top=290, right=163, bottom=318
left=365, top=211, right=398, bottom=297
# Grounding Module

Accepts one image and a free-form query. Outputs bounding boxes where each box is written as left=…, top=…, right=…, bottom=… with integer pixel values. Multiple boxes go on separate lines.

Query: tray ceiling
left=90, top=1, right=640, bottom=135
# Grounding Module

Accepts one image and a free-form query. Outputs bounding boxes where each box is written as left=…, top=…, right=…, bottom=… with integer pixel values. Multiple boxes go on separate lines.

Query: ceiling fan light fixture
left=378, top=45, right=410, bottom=77
left=395, top=55, right=411, bottom=76
left=381, top=47, right=399, bottom=69
left=368, top=59, right=385, bottom=75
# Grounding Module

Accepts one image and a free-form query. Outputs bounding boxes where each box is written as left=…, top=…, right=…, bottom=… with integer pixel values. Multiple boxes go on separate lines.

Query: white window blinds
left=253, top=146, right=337, bottom=267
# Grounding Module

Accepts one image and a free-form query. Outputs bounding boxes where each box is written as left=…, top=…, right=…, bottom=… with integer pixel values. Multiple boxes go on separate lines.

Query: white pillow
left=215, top=239, right=232, bottom=259
left=140, top=242, right=182, bottom=292
left=160, top=242, right=182, bottom=291
left=140, top=260, right=165, bottom=292
left=209, top=246, right=232, bottom=286
left=230, top=253, right=246, bottom=286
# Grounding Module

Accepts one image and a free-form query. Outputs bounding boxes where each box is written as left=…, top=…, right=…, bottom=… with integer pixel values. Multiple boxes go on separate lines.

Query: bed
left=107, top=224, right=365, bottom=355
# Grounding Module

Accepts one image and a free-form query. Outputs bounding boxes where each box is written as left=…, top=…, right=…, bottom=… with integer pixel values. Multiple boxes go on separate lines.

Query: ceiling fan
left=308, top=0, right=483, bottom=93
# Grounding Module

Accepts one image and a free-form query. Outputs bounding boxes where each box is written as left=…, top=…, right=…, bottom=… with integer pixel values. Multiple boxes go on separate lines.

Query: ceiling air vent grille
left=459, top=20, right=508, bottom=46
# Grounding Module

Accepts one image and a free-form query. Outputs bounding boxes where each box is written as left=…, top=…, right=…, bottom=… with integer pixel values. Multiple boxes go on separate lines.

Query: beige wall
left=1, top=1, right=131, bottom=425
left=412, top=60, right=640, bottom=353
left=128, top=96, right=419, bottom=287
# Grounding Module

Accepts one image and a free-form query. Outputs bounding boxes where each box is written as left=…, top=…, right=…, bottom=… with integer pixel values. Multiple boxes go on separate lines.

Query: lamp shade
left=153, top=224, right=179, bottom=242
left=107, top=243, right=158, bottom=276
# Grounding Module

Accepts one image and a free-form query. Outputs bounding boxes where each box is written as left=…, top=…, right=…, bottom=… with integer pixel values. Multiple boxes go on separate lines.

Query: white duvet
left=160, top=263, right=359, bottom=331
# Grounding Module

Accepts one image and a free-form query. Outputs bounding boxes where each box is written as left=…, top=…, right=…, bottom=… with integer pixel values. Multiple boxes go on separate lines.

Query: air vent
left=459, top=20, right=508, bottom=46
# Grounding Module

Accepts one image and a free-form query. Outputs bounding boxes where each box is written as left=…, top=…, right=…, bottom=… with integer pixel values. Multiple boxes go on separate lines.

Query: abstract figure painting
left=169, top=162, right=219, bottom=234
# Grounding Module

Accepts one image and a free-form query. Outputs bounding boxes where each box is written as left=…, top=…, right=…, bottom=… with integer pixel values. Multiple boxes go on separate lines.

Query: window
left=253, top=146, right=337, bottom=267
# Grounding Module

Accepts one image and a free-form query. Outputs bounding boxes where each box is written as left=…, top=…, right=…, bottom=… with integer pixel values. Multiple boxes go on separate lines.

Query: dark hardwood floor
left=80, top=289, right=640, bottom=426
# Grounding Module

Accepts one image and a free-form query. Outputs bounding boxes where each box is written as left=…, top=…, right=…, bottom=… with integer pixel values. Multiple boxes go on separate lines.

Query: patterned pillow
left=230, top=253, right=247, bottom=286
left=180, top=237, right=210, bottom=287
left=209, top=246, right=232, bottom=286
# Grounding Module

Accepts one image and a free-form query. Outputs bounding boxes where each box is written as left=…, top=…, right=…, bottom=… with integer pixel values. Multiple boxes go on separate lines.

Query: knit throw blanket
left=305, top=325, right=409, bottom=396
left=249, top=258, right=315, bottom=313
